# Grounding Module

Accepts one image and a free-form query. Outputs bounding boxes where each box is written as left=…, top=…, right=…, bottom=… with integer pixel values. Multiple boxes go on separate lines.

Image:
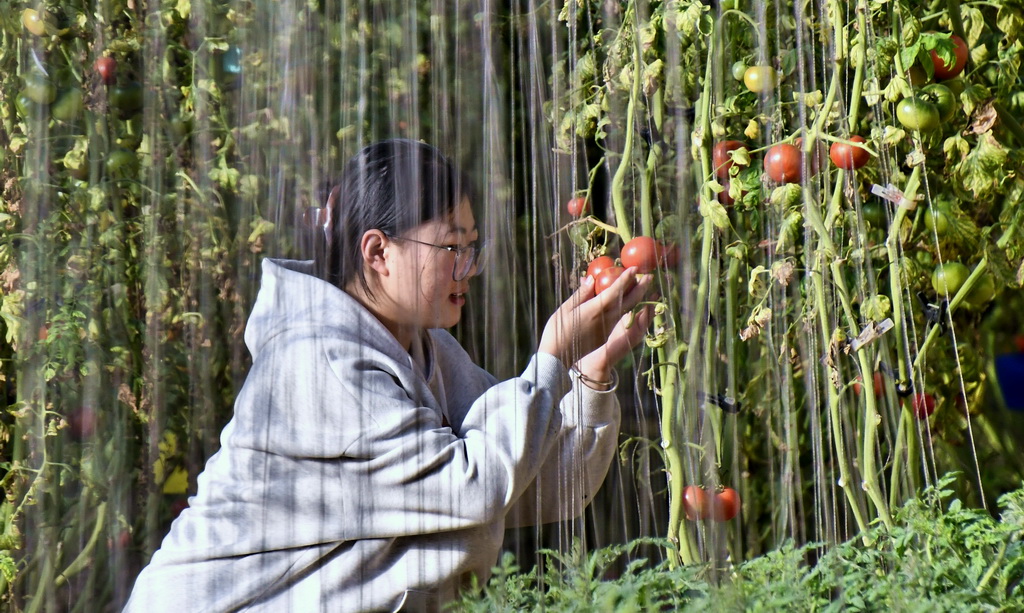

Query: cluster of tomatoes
left=682, top=485, right=740, bottom=522
left=567, top=197, right=679, bottom=293
left=897, top=35, right=969, bottom=132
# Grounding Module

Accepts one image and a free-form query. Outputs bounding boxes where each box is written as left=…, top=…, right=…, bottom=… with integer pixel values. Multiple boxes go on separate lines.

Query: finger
left=589, top=266, right=641, bottom=311
left=616, top=273, right=655, bottom=313
left=562, top=274, right=597, bottom=312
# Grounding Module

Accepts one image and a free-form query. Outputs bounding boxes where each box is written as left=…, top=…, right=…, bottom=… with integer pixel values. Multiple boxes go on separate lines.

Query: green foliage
left=453, top=476, right=1024, bottom=612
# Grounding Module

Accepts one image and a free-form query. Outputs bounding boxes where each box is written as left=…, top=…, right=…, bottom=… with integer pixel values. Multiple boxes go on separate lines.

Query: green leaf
left=861, top=295, right=891, bottom=322
left=176, top=0, right=190, bottom=19
left=956, top=133, right=1008, bottom=199
left=997, top=5, right=1024, bottom=37
left=698, top=194, right=731, bottom=229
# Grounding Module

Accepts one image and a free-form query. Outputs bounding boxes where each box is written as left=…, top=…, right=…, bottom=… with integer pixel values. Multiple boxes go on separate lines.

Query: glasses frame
left=384, top=234, right=486, bottom=281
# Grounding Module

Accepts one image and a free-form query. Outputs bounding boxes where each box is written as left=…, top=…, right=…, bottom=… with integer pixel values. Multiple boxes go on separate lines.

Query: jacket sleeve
left=502, top=371, right=622, bottom=528
left=321, top=350, right=574, bottom=540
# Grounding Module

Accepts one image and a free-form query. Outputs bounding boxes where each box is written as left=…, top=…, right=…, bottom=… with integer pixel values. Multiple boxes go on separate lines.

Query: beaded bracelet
left=570, top=366, right=619, bottom=392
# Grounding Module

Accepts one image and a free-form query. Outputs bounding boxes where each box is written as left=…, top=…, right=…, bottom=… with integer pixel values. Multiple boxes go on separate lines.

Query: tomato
left=620, top=236, right=660, bottom=273
left=683, top=485, right=709, bottom=521
left=51, top=88, right=84, bottom=122
left=743, top=65, right=777, bottom=94
left=658, top=242, right=680, bottom=268
left=829, top=135, right=870, bottom=171
left=921, top=83, right=955, bottom=122
left=1015, top=335, right=1024, bottom=353
left=21, top=8, right=48, bottom=37
left=23, top=74, right=57, bottom=105
left=896, top=97, right=940, bottom=131
left=931, top=261, right=969, bottom=296
left=930, top=34, right=968, bottom=80
left=106, top=149, right=139, bottom=177
left=586, top=255, right=616, bottom=280
left=566, top=196, right=589, bottom=217
left=731, top=61, right=747, bottom=82
left=109, top=82, right=144, bottom=113
left=15, top=92, right=42, bottom=119
left=964, top=272, right=995, bottom=308
left=853, top=371, right=886, bottom=397
left=717, top=179, right=736, bottom=205
left=711, top=487, right=740, bottom=521
left=923, top=206, right=949, bottom=236
left=905, top=393, right=936, bottom=419
left=594, top=266, right=626, bottom=295
left=764, top=144, right=802, bottom=183
left=67, top=405, right=97, bottom=441
left=713, top=140, right=746, bottom=179
left=95, top=57, right=117, bottom=85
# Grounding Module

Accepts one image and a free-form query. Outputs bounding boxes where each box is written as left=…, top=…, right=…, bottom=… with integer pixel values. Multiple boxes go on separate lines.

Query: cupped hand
left=538, top=267, right=653, bottom=369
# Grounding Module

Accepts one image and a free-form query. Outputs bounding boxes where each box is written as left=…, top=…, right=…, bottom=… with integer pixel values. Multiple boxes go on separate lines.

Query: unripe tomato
left=861, top=202, right=886, bottom=228
left=712, top=140, right=745, bottom=179
left=923, top=206, right=950, bottom=236
left=105, top=148, right=139, bottom=177
left=620, top=236, right=659, bottom=273
left=922, top=83, right=956, bottom=122
left=930, top=34, right=968, bottom=80
left=51, top=89, right=84, bottom=122
left=21, top=9, right=48, bottom=37
left=931, top=261, right=970, bottom=296
left=22, top=74, right=56, bottom=105
left=594, top=266, right=626, bottom=295
left=711, top=487, right=740, bottom=521
left=109, top=82, right=144, bottom=113
left=566, top=196, right=589, bottom=217
left=94, top=57, right=117, bottom=85
left=829, top=135, right=870, bottom=170
left=743, top=65, right=777, bottom=94
left=731, top=61, right=747, bottom=82
left=585, top=255, right=616, bottom=281
left=764, top=143, right=802, bottom=183
left=683, top=485, right=709, bottom=521
left=964, top=272, right=995, bottom=308
left=896, top=97, right=940, bottom=131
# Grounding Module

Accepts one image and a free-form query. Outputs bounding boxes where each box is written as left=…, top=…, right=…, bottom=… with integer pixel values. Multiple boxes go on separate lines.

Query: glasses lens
left=453, top=243, right=485, bottom=281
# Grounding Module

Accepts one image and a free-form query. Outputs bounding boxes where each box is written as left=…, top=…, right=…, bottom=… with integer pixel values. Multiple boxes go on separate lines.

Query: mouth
left=449, top=292, right=466, bottom=305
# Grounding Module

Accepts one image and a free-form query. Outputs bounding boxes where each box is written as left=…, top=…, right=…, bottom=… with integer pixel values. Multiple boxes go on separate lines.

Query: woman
left=124, top=139, right=652, bottom=612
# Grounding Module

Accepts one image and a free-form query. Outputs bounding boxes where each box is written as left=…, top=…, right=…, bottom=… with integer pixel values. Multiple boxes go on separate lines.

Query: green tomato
left=109, top=82, right=144, bottom=113
left=21, top=8, right=48, bottom=37
left=896, top=96, right=940, bottom=131
left=15, top=91, right=42, bottom=118
left=861, top=202, right=886, bottom=228
left=51, top=88, right=84, bottom=122
left=921, top=83, right=955, bottom=122
left=731, top=61, right=747, bottom=82
left=923, top=206, right=949, bottom=236
left=22, top=74, right=57, bottom=105
left=964, top=273, right=996, bottom=308
left=105, top=148, right=138, bottom=177
left=743, top=66, right=777, bottom=94
left=931, top=261, right=970, bottom=296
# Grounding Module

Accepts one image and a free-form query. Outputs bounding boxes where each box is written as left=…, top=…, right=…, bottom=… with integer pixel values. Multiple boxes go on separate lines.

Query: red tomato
left=904, top=393, right=936, bottom=419
left=852, top=371, right=886, bottom=397
left=930, top=34, right=968, bottom=80
left=713, top=140, right=746, bottom=179
left=67, top=406, right=97, bottom=441
left=620, top=236, right=660, bottom=273
left=764, top=144, right=802, bottom=183
left=95, top=57, right=117, bottom=85
left=585, top=255, right=616, bottom=280
left=683, top=485, right=709, bottom=521
left=594, top=266, right=626, bottom=295
left=711, top=487, right=741, bottom=521
left=658, top=242, right=680, bottom=268
left=1015, top=335, right=1024, bottom=353
left=829, top=136, right=870, bottom=170
left=567, top=196, right=589, bottom=217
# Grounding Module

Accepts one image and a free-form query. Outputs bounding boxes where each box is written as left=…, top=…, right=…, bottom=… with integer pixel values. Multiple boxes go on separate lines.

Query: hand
left=575, top=303, right=654, bottom=385
left=538, top=267, right=653, bottom=369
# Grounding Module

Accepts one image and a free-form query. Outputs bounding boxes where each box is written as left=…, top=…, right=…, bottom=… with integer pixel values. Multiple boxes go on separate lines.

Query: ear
left=359, top=230, right=390, bottom=276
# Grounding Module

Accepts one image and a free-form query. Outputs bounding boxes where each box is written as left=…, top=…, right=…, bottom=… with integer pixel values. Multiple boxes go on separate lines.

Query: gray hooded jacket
left=123, top=258, right=621, bottom=612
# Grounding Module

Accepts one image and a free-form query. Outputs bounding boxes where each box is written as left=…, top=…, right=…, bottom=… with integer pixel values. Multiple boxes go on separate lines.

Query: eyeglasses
left=385, top=235, right=487, bottom=281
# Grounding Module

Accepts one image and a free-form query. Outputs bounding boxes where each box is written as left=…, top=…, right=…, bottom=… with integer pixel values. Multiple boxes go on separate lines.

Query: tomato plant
left=711, top=488, right=740, bottom=521
left=567, top=196, right=589, bottom=217
left=931, top=262, right=970, bottom=296
left=829, top=136, right=870, bottom=171
left=713, top=140, right=746, bottom=179
left=683, top=485, right=709, bottom=521
left=586, top=255, right=616, bottom=280
left=930, top=34, right=969, bottom=80
left=764, top=144, right=802, bottom=183
left=896, top=97, right=940, bottom=131
left=921, top=83, right=955, bottom=122
left=743, top=65, right=776, bottom=94
left=620, top=236, right=660, bottom=273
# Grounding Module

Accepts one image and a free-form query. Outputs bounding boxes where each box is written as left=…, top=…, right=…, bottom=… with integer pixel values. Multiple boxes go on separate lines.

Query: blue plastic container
left=996, top=353, right=1024, bottom=411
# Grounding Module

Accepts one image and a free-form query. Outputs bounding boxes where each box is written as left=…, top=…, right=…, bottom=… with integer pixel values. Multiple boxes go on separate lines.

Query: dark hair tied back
left=316, top=139, right=474, bottom=294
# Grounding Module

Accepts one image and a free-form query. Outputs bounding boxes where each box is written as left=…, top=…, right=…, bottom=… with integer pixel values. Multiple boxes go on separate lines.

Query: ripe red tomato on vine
left=586, top=255, right=616, bottom=281
left=712, top=488, right=741, bottom=521
left=829, top=136, right=870, bottom=171
left=683, top=485, right=709, bottom=521
left=620, top=236, right=660, bottom=273
left=713, top=140, right=745, bottom=179
left=566, top=196, right=589, bottom=218
left=765, top=144, right=802, bottom=183
left=930, top=34, right=969, bottom=80
left=594, top=266, right=627, bottom=295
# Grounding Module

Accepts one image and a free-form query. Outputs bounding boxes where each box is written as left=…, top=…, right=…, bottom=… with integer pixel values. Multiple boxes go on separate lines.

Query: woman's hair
left=318, top=139, right=475, bottom=294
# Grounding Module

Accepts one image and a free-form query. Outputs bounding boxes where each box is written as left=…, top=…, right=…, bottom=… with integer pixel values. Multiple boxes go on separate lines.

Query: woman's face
left=378, top=198, right=480, bottom=337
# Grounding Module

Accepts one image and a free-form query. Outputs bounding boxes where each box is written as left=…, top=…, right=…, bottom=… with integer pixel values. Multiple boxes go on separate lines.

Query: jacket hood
left=244, top=258, right=408, bottom=363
